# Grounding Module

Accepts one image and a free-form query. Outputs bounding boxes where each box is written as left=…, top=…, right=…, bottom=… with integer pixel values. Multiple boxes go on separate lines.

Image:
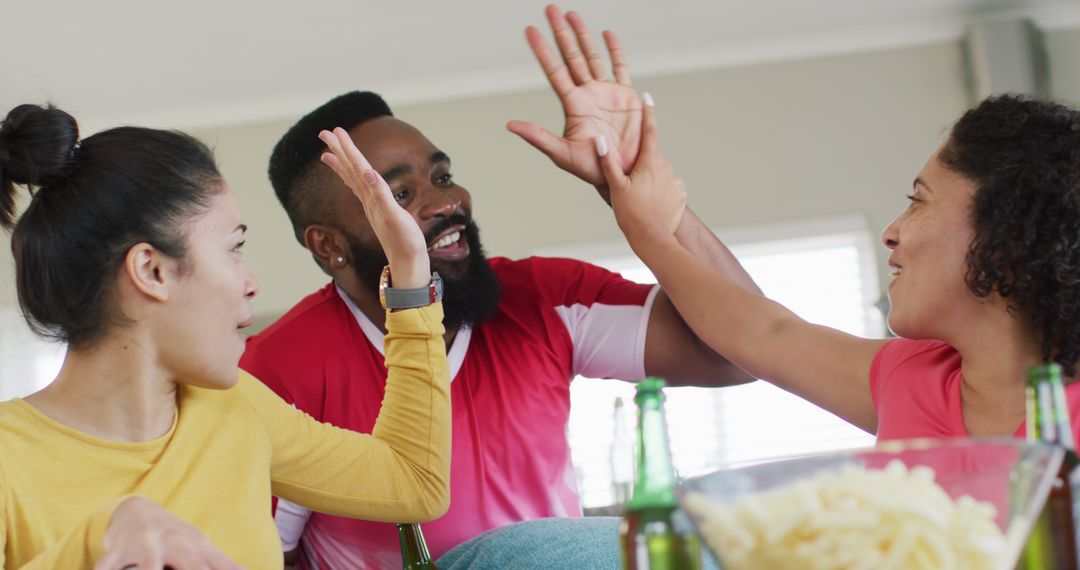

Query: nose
left=882, top=214, right=901, bottom=251
left=243, top=263, right=260, bottom=300
left=416, top=187, right=462, bottom=221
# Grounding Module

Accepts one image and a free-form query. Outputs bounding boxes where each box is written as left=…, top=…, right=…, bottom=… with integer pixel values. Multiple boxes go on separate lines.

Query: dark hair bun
left=0, top=104, right=80, bottom=228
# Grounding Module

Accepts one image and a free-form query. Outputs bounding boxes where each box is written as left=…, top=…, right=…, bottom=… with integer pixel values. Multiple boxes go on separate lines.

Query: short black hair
left=941, top=94, right=1080, bottom=375
left=0, top=103, right=221, bottom=347
left=268, top=91, right=393, bottom=243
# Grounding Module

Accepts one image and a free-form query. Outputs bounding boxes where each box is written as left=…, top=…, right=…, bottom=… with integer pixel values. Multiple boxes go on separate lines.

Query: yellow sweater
left=0, top=304, right=450, bottom=569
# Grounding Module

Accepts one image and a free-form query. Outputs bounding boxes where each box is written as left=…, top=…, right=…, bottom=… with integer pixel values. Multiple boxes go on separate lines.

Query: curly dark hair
left=940, top=94, right=1080, bottom=375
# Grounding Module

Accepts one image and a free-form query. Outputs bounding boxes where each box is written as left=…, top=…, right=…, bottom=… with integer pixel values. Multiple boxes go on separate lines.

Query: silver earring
left=336, top=256, right=345, bottom=264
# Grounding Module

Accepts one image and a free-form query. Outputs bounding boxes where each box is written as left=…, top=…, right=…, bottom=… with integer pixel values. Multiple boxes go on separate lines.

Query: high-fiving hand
left=318, top=128, right=431, bottom=290
left=596, top=98, right=687, bottom=245
left=508, top=4, right=643, bottom=202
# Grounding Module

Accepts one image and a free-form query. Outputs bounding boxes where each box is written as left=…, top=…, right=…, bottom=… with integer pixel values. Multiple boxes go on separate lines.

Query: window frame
left=535, top=213, right=884, bottom=509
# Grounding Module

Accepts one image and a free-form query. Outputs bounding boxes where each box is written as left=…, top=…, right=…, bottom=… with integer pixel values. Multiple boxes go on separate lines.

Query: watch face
left=379, top=265, right=391, bottom=309
left=431, top=272, right=444, bottom=303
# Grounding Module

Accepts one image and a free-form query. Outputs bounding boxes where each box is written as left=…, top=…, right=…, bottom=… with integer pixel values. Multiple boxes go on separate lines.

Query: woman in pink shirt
left=596, top=94, right=1080, bottom=444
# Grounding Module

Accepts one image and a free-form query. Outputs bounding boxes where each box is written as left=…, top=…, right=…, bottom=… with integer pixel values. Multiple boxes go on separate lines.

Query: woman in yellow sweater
left=0, top=104, right=450, bottom=569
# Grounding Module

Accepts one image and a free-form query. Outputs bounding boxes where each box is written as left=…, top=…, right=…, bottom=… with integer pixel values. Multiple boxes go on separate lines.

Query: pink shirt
left=870, top=338, right=1080, bottom=443
left=240, top=257, right=656, bottom=568
left=869, top=338, right=1080, bottom=524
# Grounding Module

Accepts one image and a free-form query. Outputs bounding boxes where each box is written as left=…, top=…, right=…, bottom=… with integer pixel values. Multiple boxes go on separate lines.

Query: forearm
left=634, top=209, right=762, bottom=386
left=368, top=303, right=452, bottom=517
left=265, top=305, right=450, bottom=523
left=673, top=208, right=761, bottom=295
left=644, top=289, right=756, bottom=388
left=628, top=230, right=796, bottom=381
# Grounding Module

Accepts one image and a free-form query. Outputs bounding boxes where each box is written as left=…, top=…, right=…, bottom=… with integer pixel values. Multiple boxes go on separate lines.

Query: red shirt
left=240, top=257, right=655, bottom=567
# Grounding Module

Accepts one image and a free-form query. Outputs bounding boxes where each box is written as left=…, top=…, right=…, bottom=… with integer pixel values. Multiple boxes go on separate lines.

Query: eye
left=233, top=240, right=246, bottom=253
left=905, top=194, right=922, bottom=203
left=393, top=188, right=412, bottom=202
left=435, top=172, right=453, bottom=186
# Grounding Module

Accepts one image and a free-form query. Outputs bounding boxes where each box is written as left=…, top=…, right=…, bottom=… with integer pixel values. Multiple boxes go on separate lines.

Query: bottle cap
left=635, top=377, right=667, bottom=406
left=637, top=377, right=666, bottom=393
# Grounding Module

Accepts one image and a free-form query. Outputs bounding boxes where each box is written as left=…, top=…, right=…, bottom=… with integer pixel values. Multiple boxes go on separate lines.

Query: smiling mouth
left=427, top=227, right=469, bottom=260
left=429, top=230, right=461, bottom=251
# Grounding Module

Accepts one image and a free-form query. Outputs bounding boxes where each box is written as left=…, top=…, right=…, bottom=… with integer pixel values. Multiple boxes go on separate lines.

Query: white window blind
left=561, top=216, right=882, bottom=509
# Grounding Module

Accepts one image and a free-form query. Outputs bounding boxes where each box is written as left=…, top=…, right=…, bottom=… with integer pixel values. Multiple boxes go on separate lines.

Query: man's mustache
left=424, top=214, right=472, bottom=245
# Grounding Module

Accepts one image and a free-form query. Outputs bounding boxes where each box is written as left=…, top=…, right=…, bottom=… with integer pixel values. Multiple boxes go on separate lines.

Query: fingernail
left=643, top=92, right=655, bottom=107
left=362, top=170, right=379, bottom=184
left=595, top=136, right=609, bottom=157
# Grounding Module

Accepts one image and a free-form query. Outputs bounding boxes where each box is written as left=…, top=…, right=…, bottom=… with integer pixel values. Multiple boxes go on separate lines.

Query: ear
left=303, top=224, right=350, bottom=273
left=123, top=242, right=174, bottom=302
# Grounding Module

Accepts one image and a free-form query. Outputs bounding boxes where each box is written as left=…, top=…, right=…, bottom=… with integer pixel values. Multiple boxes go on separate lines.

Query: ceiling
left=4, top=0, right=1079, bottom=132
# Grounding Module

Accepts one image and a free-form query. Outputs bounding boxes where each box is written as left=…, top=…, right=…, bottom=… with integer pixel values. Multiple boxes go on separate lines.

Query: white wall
left=199, top=39, right=969, bottom=324
left=1048, top=26, right=1080, bottom=106
left=3, top=27, right=1079, bottom=329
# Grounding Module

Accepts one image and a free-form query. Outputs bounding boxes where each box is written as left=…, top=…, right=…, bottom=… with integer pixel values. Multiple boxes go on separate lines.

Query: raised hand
left=94, top=497, right=242, bottom=570
left=507, top=4, right=643, bottom=201
left=318, top=128, right=430, bottom=289
left=596, top=97, right=686, bottom=244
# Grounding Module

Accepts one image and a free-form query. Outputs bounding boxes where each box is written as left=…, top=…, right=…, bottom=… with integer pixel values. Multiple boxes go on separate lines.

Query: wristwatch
left=379, top=266, right=444, bottom=309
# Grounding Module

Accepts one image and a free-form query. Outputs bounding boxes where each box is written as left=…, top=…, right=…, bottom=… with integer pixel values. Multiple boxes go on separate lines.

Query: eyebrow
left=382, top=152, right=451, bottom=184
left=235, top=224, right=248, bottom=234
left=913, top=177, right=935, bottom=193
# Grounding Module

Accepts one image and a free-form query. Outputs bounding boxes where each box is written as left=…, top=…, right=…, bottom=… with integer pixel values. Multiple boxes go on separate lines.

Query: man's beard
left=345, top=218, right=501, bottom=331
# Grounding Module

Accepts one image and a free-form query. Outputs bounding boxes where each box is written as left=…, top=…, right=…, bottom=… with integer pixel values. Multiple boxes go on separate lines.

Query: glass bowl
left=677, top=438, right=1064, bottom=570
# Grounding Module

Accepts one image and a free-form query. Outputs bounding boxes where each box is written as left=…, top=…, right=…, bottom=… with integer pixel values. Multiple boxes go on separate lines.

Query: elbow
left=725, top=366, right=757, bottom=386
left=421, top=492, right=451, bottom=522
left=418, top=475, right=451, bottom=521
left=705, top=357, right=756, bottom=387
left=400, top=480, right=450, bottom=523
left=400, top=463, right=451, bottom=522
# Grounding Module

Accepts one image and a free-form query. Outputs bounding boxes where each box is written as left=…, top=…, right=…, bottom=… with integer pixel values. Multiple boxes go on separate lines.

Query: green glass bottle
left=1021, top=363, right=1080, bottom=570
left=397, top=523, right=438, bottom=570
left=620, top=377, right=701, bottom=570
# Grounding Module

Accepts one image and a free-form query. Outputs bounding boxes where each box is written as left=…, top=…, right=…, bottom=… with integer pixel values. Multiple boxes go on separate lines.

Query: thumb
left=595, top=136, right=628, bottom=190
left=637, top=92, right=661, bottom=166
left=506, top=121, right=571, bottom=166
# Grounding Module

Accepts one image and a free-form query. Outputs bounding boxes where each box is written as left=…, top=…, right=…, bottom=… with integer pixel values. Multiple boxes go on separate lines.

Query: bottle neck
left=1027, top=364, right=1075, bottom=450
left=397, top=523, right=434, bottom=565
left=628, top=394, right=678, bottom=510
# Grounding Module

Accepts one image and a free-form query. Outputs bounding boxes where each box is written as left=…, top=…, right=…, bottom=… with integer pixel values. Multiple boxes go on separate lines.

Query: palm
left=560, top=82, right=642, bottom=186
left=362, top=190, right=427, bottom=262
left=317, top=128, right=429, bottom=278
left=508, top=8, right=645, bottom=202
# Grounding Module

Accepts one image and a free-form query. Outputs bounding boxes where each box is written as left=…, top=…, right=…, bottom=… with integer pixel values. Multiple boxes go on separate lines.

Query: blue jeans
left=436, top=517, right=720, bottom=570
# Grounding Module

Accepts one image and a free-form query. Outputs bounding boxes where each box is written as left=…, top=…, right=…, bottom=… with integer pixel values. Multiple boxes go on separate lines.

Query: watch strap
left=381, top=271, right=444, bottom=309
